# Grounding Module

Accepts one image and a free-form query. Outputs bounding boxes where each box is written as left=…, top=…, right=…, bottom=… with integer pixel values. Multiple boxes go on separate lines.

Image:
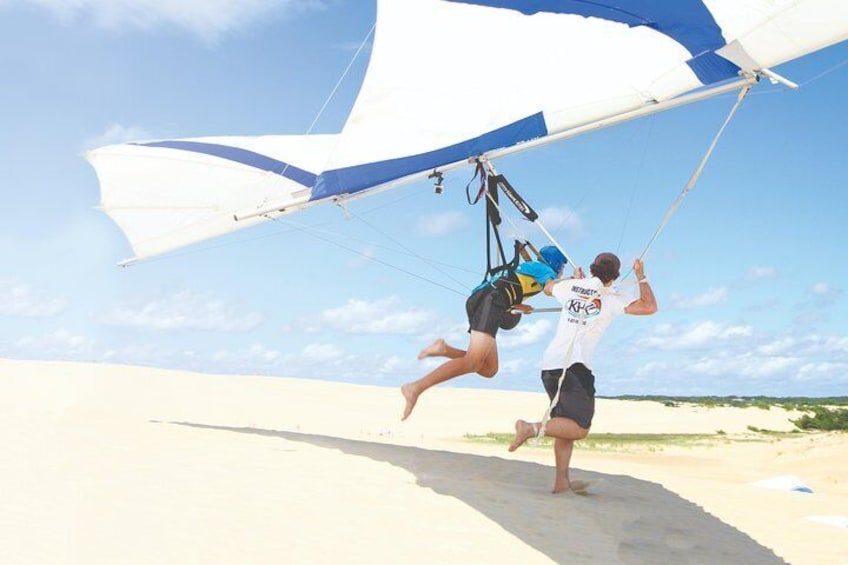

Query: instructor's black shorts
left=465, top=287, right=520, bottom=338
left=541, top=363, right=596, bottom=429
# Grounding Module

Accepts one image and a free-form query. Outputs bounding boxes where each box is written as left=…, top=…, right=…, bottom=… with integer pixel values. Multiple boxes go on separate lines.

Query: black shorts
left=541, top=363, right=596, bottom=429
left=465, top=287, right=520, bottom=337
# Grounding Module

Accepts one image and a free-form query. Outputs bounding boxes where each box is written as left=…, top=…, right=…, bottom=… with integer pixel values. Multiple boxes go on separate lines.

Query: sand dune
left=0, top=359, right=845, bottom=564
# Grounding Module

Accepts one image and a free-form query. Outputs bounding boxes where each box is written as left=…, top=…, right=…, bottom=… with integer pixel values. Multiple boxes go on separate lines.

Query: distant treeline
left=605, top=395, right=848, bottom=431
left=605, top=395, right=848, bottom=410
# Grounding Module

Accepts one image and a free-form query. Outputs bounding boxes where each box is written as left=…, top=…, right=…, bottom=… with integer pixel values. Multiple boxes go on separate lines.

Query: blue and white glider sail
left=87, top=0, right=848, bottom=261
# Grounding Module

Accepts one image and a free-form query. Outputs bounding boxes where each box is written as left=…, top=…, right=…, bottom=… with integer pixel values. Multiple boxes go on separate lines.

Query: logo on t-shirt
left=566, top=284, right=602, bottom=323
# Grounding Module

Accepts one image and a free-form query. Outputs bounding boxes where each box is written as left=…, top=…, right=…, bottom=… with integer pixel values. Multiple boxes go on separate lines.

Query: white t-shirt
left=541, top=276, right=632, bottom=371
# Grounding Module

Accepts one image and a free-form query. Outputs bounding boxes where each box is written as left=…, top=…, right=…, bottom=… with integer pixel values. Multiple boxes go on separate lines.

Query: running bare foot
left=401, top=383, right=419, bottom=421
left=508, top=419, right=537, bottom=452
left=417, top=338, right=447, bottom=360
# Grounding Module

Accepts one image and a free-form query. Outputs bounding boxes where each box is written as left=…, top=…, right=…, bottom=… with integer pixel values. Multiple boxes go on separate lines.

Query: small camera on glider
left=429, top=171, right=444, bottom=194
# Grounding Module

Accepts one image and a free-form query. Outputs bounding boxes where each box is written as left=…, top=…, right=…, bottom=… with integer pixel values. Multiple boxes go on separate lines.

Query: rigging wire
left=122, top=186, right=477, bottom=277
left=738, top=54, right=848, bottom=99
left=623, top=83, right=753, bottom=281
left=268, top=215, right=467, bottom=297
left=482, top=160, right=576, bottom=268
left=616, top=115, right=656, bottom=254
left=274, top=21, right=376, bottom=183
left=338, top=201, right=473, bottom=290
left=304, top=23, right=377, bottom=136
left=797, top=56, right=848, bottom=86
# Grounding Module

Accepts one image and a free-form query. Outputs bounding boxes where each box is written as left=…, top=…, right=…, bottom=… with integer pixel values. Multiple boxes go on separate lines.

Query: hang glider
left=87, top=0, right=848, bottom=263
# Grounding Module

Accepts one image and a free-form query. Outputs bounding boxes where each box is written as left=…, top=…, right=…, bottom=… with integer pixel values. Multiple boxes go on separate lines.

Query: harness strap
left=486, top=174, right=509, bottom=278
left=492, top=174, right=538, bottom=222
left=465, top=160, right=487, bottom=205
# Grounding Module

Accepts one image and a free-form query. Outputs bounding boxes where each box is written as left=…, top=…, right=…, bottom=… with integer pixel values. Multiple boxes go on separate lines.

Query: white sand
left=0, top=358, right=845, bottom=564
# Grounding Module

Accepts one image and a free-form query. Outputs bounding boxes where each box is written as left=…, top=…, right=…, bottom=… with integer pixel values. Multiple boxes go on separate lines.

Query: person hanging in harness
left=400, top=244, right=568, bottom=421
left=507, top=253, right=658, bottom=494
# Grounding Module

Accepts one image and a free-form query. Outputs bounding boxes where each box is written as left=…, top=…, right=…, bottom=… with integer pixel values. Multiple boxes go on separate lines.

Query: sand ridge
left=0, top=359, right=845, bottom=564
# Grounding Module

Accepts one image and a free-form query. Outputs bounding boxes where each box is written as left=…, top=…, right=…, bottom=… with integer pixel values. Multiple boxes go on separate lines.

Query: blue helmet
left=539, top=246, right=567, bottom=275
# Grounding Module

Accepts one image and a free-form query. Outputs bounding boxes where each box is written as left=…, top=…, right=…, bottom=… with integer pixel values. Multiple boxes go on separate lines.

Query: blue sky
left=1, top=0, right=847, bottom=397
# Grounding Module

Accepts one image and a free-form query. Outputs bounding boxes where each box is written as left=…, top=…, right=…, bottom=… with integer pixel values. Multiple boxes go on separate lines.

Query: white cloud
left=632, top=352, right=801, bottom=381
left=10, top=329, right=97, bottom=359
left=793, top=283, right=842, bottom=323
left=495, top=356, right=541, bottom=382
left=499, top=319, right=553, bottom=349
left=206, top=341, right=409, bottom=382
left=634, top=321, right=752, bottom=351
left=417, top=211, right=468, bottom=236
left=810, top=283, right=842, bottom=304
left=797, top=361, right=848, bottom=380
left=346, top=245, right=376, bottom=270
left=746, top=266, right=778, bottom=280
left=538, top=206, right=586, bottom=240
left=754, top=337, right=798, bottom=356
left=301, top=342, right=344, bottom=361
left=212, top=343, right=281, bottom=364
left=745, top=296, right=782, bottom=312
left=785, top=335, right=848, bottom=357
left=102, top=343, right=177, bottom=366
left=747, top=334, right=848, bottom=361
left=315, top=296, right=441, bottom=335
left=83, top=123, right=153, bottom=150
left=0, top=279, right=67, bottom=317
left=11, top=0, right=326, bottom=43
left=812, top=283, right=836, bottom=296
left=794, top=311, right=827, bottom=325
left=100, top=290, right=265, bottom=332
left=685, top=353, right=802, bottom=378
left=380, top=355, right=414, bottom=374
left=622, top=327, right=848, bottom=395
left=668, top=287, right=728, bottom=309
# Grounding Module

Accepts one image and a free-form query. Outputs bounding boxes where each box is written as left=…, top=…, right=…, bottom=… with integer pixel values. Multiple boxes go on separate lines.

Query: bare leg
left=546, top=417, right=589, bottom=494
left=417, top=338, right=466, bottom=360
left=552, top=438, right=575, bottom=494
left=476, top=339, right=499, bottom=378
left=402, top=331, right=497, bottom=420
left=509, top=416, right=587, bottom=452
left=543, top=417, right=589, bottom=441
left=508, top=415, right=590, bottom=493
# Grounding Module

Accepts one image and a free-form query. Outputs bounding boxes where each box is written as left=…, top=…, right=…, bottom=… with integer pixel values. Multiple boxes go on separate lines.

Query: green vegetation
left=464, top=432, right=746, bottom=452
left=792, top=407, right=848, bottom=431
left=464, top=427, right=827, bottom=451
left=579, top=433, right=723, bottom=451
left=465, top=431, right=553, bottom=448
left=608, top=395, right=848, bottom=411
left=745, top=425, right=798, bottom=435
left=604, top=396, right=848, bottom=431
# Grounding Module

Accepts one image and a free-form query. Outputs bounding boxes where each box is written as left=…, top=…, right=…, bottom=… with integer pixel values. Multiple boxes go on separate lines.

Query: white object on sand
left=751, top=474, right=814, bottom=494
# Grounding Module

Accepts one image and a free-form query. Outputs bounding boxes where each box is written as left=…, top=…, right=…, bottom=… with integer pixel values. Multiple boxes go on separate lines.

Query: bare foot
left=508, top=419, right=538, bottom=452
left=401, top=383, right=419, bottom=421
left=552, top=480, right=569, bottom=494
left=417, top=338, right=447, bottom=360
left=553, top=479, right=590, bottom=494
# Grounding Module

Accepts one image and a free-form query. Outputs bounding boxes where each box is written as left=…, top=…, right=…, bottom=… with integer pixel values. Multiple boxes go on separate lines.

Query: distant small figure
left=508, top=253, right=657, bottom=494
left=401, top=246, right=567, bottom=421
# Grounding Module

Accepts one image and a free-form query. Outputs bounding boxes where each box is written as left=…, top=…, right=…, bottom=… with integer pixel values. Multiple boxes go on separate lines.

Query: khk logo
left=566, top=297, right=601, bottom=319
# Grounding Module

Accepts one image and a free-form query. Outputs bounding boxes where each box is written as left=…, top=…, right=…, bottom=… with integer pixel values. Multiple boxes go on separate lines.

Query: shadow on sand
left=168, top=422, right=784, bottom=564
